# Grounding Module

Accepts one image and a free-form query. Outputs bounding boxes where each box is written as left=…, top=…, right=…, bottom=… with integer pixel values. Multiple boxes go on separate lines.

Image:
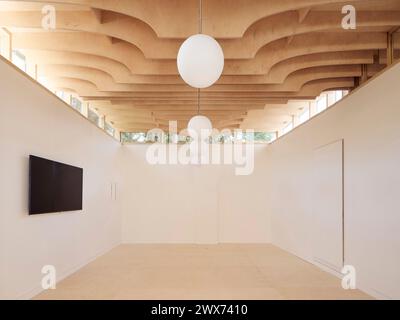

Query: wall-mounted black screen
left=29, top=155, right=83, bottom=215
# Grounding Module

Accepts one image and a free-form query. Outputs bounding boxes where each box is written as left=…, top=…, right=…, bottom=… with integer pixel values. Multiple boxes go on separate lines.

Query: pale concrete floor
left=34, top=244, right=371, bottom=300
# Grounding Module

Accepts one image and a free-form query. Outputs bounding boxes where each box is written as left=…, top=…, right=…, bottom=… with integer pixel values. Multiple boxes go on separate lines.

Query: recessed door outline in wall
left=312, top=139, right=344, bottom=273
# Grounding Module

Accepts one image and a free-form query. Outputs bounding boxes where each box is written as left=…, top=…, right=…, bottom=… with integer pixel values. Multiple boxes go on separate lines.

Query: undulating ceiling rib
left=0, top=0, right=399, bottom=133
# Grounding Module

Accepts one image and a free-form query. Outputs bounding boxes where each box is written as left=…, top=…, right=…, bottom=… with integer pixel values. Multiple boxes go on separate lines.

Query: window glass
left=270, top=132, right=278, bottom=142
left=298, top=109, right=310, bottom=125
left=55, top=90, right=65, bottom=100
left=0, top=29, right=3, bottom=57
left=252, top=132, right=274, bottom=143
left=88, top=108, right=100, bottom=127
left=327, top=91, right=337, bottom=107
left=54, top=90, right=71, bottom=104
left=70, top=96, right=82, bottom=112
left=0, top=28, right=10, bottom=59
left=281, top=90, right=346, bottom=136
left=282, top=122, right=293, bottom=135
left=38, top=76, right=50, bottom=88
left=12, top=50, right=26, bottom=72
left=316, top=95, right=327, bottom=113
left=105, top=122, right=115, bottom=137
left=121, top=131, right=274, bottom=144
left=335, top=90, right=343, bottom=102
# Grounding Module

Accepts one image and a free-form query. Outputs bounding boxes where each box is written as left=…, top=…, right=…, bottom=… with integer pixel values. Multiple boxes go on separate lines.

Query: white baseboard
left=271, top=242, right=393, bottom=300
left=16, top=241, right=121, bottom=300
left=120, top=241, right=271, bottom=245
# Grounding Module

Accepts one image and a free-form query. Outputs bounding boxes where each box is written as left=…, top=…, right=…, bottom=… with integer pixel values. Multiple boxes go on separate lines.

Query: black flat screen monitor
left=29, top=155, right=83, bottom=215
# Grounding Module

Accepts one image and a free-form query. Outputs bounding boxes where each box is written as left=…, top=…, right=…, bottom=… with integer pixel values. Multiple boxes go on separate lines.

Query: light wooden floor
left=34, top=244, right=371, bottom=300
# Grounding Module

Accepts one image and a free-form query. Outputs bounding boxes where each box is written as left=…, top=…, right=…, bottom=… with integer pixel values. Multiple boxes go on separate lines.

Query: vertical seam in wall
left=342, top=139, right=345, bottom=266
left=217, top=176, right=221, bottom=243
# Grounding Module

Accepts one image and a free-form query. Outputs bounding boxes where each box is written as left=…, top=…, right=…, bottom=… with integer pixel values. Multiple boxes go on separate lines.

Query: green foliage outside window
left=105, top=122, right=115, bottom=137
left=88, top=108, right=100, bottom=127
left=70, top=96, right=82, bottom=112
left=121, top=131, right=274, bottom=144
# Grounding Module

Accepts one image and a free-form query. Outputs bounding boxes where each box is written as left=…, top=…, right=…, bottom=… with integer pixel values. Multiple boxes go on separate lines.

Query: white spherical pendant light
left=187, top=115, right=213, bottom=137
left=177, top=34, right=224, bottom=89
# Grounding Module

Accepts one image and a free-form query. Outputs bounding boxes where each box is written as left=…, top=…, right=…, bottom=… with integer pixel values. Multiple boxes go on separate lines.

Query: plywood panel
left=1, top=0, right=398, bottom=132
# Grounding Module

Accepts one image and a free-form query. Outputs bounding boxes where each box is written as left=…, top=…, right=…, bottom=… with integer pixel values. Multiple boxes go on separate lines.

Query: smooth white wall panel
left=312, top=140, right=343, bottom=272
left=218, top=146, right=271, bottom=243
left=268, top=63, right=400, bottom=299
left=120, top=145, right=271, bottom=244
left=0, top=58, right=122, bottom=299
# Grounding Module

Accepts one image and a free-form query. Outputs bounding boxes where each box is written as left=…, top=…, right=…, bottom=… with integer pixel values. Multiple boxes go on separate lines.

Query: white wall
left=120, top=145, right=271, bottom=244
left=0, top=58, right=122, bottom=299
left=312, top=140, right=344, bottom=272
left=267, top=62, right=400, bottom=299
left=2, top=52, right=399, bottom=300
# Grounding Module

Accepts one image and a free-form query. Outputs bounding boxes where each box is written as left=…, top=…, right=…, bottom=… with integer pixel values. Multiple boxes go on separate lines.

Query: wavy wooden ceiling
left=1, top=0, right=399, bottom=133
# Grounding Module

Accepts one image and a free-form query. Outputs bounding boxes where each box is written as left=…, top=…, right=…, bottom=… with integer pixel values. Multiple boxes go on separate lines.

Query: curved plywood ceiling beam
left=0, top=10, right=180, bottom=59
left=40, top=64, right=363, bottom=94
left=42, top=64, right=364, bottom=95
left=45, top=75, right=357, bottom=102
left=209, top=65, right=363, bottom=92
left=224, top=32, right=387, bottom=75
left=40, top=65, right=192, bottom=92
left=96, top=104, right=256, bottom=116
left=109, top=108, right=247, bottom=119
left=38, top=65, right=144, bottom=92
left=23, top=0, right=199, bottom=38
left=223, top=10, right=400, bottom=59
left=49, top=77, right=98, bottom=92
left=38, top=65, right=187, bottom=91
left=13, top=32, right=386, bottom=75
left=34, top=50, right=375, bottom=88
left=22, top=50, right=184, bottom=84
left=12, top=32, right=178, bottom=75
left=107, top=117, right=158, bottom=125
left=104, top=110, right=156, bottom=119
left=203, top=0, right=366, bottom=38
left=2, top=9, right=399, bottom=59
left=7, top=0, right=392, bottom=132
left=237, top=0, right=400, bottom=37
left=223, top=51, right=376, bottom=84
left=152, top=114, right=247, bottom=122
left=107, top=118, right=246, bottom=129
left=55, top=78, right=356, bottom=133
left=27, top=49, right=375, bottom=85
left=291, top=78, right=354, bottom=98
left=265, top=51, right=376, bottom=84
left=105, top=98, right=289, bottom=106
left=53, top=87, right=78, bottom=95
left=22, top=0, right=367, bottom=38
left=107, top=79, right=356, bottom=133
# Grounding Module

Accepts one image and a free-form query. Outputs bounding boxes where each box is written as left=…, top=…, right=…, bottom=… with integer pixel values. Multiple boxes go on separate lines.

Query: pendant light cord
left=197, top=88, right=201, bottom=115
left=199, top=0, right=203, bottom=34
left=197, top=0, right=202, bottom=115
